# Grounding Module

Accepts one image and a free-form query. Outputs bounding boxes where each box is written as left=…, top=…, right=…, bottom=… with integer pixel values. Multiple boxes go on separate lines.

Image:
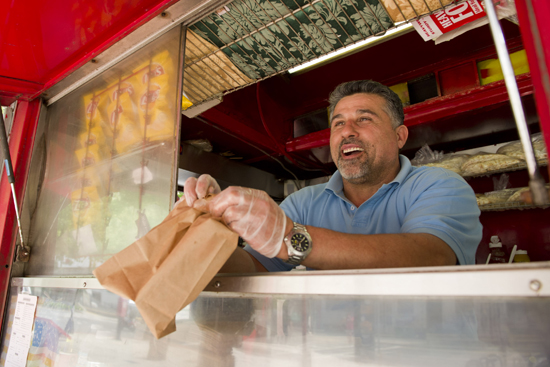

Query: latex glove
left=207, top=187, right=287, bottom=258
left=182, top=174, right=221, bottom=207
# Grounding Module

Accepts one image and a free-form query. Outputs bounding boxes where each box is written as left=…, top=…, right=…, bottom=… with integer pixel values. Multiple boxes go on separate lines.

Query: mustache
left=338, top=138, right=367, bottom=151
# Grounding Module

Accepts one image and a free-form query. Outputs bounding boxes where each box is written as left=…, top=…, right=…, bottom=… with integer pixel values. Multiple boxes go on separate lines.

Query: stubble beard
left=337, top=157, right=373, bottom=185
left=334, top=140, right=381, bottom=185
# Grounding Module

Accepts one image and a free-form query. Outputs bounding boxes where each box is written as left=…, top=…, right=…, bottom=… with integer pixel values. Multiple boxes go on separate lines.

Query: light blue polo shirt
left=244, top=155, right=482, bottom=271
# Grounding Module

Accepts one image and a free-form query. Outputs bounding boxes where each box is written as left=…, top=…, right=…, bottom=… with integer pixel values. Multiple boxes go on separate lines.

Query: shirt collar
left=325, top=155, right=412, bottom=199
left=392, top=155, right=412, bottom=185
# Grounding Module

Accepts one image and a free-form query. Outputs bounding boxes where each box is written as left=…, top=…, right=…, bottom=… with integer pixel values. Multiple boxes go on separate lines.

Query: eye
left=358, top=117, right=372, bottom=122
left=332, top=120, right=344, bottom=128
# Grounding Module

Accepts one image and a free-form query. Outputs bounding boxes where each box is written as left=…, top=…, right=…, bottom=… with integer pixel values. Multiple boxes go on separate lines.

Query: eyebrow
left=330, top=109, right=379, bottom=124
left=357, top=109, right=379, bottom=117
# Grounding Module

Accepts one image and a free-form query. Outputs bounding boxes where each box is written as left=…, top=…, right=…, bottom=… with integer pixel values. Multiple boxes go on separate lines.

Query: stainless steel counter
left=2, top=263, right=550, bottom=366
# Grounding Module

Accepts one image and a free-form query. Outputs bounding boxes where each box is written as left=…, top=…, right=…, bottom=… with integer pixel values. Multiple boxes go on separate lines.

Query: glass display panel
left=1, top=286, right=549, bottom=367
left=25, top=26, right=182, bottom=276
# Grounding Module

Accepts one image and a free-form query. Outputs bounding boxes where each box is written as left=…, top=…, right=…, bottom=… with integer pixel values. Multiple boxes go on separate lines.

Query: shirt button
left=351, top=206, right=355, bottom=211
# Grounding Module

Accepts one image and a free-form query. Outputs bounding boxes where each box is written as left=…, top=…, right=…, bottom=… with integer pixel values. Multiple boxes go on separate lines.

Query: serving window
left=24, top=26, right=184, bottom=276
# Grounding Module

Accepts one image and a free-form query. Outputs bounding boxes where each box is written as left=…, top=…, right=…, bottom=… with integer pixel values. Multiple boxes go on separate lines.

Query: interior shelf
left=285, top=74, right=534, bottom=153
left=463, top=159, right=548, bottom=178
left=479, top=202, right=550, bottom=212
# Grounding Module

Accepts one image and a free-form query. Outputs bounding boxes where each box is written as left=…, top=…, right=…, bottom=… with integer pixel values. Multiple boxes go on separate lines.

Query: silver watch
left=284, top=222, right=312, bottom=265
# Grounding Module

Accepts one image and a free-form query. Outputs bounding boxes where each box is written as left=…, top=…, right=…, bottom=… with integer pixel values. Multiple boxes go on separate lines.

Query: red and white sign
left=412, top=0, right=486, bottom=41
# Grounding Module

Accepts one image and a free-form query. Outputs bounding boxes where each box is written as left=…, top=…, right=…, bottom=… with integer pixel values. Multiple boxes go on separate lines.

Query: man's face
left=329, top=93, right=407, bottom=185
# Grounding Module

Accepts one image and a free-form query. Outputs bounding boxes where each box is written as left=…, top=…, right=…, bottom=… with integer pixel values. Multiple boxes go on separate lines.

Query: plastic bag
left=532, top=132, right=548, bottom=160
left=461, top=152, right=522, bottom=176
left=507, top=187, right=531, bottom=203
left=496, top=132, right=548, bottom=161
left=411, top=144, right=444, bottom=166
left=475, top=193, right=490, bottom=206
left=425, top=154, right=470, bottom=174
left=484, top=189, right=516, bottom=203
left=185, top=139, right=213, bottom=153
left=493, top=174, right=509, bottom=191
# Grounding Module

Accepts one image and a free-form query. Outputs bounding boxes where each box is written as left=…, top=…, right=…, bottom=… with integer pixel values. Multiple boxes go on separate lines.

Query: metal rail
left=11, top=262, right=550, bottom=296
left=484, top=0, right=549, bottom=205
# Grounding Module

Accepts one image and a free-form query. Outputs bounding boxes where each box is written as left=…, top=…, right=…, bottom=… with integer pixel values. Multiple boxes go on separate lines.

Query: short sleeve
left=243, top=245, right=294, bottom=272
left=400, top=168, right=482, bottom=265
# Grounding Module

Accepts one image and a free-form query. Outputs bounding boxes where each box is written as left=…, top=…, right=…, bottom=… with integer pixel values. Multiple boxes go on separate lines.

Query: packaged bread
left=507, top=185, right=550, bottom=203
left=75, top=145, right=101, bottom=168
left=79, top=125, right=106, bottom=149
left=476, top=189, right=516, bottom=206
left=461, top=153, right=523, bottom=176
left=476, top=193, right=491, bottom=206
left=135, top=50, right=175, bottom=144
left=83, top=93, right=106, bottom=127
left=497, top=133, right=548, bottom=161
left=71, top=187, right=102, bottom=228
left=425, top=154, right=470, bottom=174
left=484, top=189, right=516, bottom=203
left=74, top=168, right=102, bottom=189
left=507, top=187, right=531, bottom=203
left=104, top=80, right=143, bottom=154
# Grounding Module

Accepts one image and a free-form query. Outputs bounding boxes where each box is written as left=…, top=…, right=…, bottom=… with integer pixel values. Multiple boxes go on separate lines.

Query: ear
left=395, top=125, right=408, bottom=149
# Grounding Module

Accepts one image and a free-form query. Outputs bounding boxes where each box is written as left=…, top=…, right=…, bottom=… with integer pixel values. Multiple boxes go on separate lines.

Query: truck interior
left=1, top=0, right=550, bottom=365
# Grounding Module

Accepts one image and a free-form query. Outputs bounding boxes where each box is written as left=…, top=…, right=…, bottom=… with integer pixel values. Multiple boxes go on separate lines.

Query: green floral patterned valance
left=184, top=0, right=394, bottom=105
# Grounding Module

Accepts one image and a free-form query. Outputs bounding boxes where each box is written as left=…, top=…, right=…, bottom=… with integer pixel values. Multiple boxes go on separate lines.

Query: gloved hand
left=206, top=187, right=287, bottom=258
left=182, top=174, right=221, bottom=207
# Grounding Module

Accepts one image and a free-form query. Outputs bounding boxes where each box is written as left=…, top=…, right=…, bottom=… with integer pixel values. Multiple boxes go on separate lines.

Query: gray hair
left=328, top=80, right=405, bottom=128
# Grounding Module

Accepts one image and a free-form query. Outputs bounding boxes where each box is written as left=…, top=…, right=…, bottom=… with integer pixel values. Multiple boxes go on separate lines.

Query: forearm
left=277, top=222, right=457, bottom=270
left=218, top=246, right=268, bottom=273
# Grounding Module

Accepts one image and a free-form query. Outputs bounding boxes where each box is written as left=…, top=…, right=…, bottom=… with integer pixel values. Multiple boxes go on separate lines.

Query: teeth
left=343, top=147, right=364, bottom=154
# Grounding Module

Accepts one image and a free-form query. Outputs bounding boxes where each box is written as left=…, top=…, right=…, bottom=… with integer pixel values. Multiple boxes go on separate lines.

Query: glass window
left=25, top=26, right=183, bottom=276
left=2, top=286, right=549, bottom=366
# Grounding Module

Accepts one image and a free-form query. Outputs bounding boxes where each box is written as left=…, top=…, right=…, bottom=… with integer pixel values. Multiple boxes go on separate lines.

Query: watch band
left=283, top=222, right=311, bottom=266
left=285, top=254, right=303, bottom=266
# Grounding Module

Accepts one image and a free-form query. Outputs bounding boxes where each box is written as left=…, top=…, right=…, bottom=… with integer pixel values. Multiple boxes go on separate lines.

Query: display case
left=1, top=0, right=550, bottom=365
left=2, top=264, right=550, bottom=366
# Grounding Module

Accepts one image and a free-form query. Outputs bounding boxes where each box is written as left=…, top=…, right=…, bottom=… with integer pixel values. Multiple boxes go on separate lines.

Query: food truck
left=0, top=0, right=549, bottom=365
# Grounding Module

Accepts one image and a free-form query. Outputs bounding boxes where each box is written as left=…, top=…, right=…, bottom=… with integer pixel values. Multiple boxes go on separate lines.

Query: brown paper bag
left=93, top=202, right=238, bottom=338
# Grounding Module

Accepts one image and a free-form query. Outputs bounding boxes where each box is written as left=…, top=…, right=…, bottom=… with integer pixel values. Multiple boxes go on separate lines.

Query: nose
left=340, top=120, right=358, bottom=138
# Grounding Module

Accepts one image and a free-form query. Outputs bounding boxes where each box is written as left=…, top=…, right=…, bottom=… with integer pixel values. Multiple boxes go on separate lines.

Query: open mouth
left=341, top=146, right=364, bottom=158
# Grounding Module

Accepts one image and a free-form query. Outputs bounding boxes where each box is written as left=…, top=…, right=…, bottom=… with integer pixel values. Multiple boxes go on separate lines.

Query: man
left=184, top=80, right=482, bottom=272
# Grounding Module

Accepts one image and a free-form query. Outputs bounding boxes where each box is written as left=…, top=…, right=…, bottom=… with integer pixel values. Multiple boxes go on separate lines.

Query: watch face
left=291, top=233, right=310, bottom=252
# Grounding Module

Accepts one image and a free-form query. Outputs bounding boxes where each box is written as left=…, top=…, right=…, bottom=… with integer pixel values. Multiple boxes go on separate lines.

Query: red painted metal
left=286, top=129, right=330, bottom=153
left=0, top=0, right=177, bottom=105
left=438, top=62, right=479, bottom=96
left=0, top=77, right=44, bottom=106
left=286, top=75, right=534, bottom=153
left=405, top=74, right=533, bottom=126
left=476, top=208, right=550, bottom=264
left=514, top=0, right=550, bottom=177
left=0, top=99, right=41, bottom=328
left=201, top=107, right=281, bottom=155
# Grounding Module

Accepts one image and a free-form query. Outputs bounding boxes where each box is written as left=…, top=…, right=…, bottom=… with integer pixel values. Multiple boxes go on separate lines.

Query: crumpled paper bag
left=93, top=201, right=238, bottom=338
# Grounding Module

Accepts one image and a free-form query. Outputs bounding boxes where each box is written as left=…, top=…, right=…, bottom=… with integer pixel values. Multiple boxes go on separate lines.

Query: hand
left=207, top=187, right=287, bottom=258
left=182, top=174, right=221, bottom=207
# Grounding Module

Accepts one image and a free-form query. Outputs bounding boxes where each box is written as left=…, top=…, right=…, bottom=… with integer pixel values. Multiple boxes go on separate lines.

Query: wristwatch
left=283, top=222, right=312, bottom=265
